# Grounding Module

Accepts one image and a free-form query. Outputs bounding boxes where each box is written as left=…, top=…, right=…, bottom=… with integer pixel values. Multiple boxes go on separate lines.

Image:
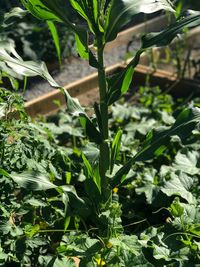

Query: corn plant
left=19, top=0, right=200, bottom=193
left=1, top=0, right=197, bottom=240
left=17, top=0, right=200, bottom=218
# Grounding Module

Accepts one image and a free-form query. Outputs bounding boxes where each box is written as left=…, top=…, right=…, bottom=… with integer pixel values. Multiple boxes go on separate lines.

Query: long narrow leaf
left=142, top=11, right=200, bottom=48
left=47, top=20, right=61, bottom=65
left=21, top=0, right=95, bottom=62
left=62, top=88, right=102, bottom=144
left=7, top=171, right=85, bottom=204
left=110, top=129, right=122, bottom=174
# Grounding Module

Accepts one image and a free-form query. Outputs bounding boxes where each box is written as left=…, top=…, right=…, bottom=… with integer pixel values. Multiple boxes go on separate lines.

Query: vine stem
left=163, top=232, right=200, bottom=242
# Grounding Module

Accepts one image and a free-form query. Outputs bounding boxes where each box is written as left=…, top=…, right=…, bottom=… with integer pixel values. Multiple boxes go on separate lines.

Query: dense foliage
left=0, top=86, right=200, bottom=266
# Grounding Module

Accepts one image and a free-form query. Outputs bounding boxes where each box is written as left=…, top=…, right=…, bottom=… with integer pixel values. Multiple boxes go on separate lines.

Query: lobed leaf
left=162, top=172, right=195, bottom=204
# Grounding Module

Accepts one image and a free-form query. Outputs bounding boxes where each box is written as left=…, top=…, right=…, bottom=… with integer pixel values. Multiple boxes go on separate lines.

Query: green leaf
left=82, top=153, right=101, bottom=193
left=1, top=7, right=27, bottom=28
left=82, top=153, right=93, bottom=178
left=107, top=11, right=200, bottom=105
left=62, top=88, right=102, bottom=144
left=75, top=32, right=89, bottom=59
left=79, top=114, right=102, bottom=144
left=142, top=11, right=200, bottom=48
left=46, top=257, right=75, bottom=267
left=64, top=216, right=71, bottom=231
left=110, top=235, right=140, bottom=256
left=153, top=244, right=170, bottom=260
left=173, top=149, right=199, bottom=175
left=189, top=225, right=200, bottom=237
left=107, top=65, right=136, bottom=105
left=132, top=107, right=200, bottom=161
left=105, top=0, right=174, bottom=42
left=21, top=0, right=91, bottom=61
left=21, top=0, right=63, bottom=21
left=135, top=168, right=158, bottom=204
left=25, top=224, right=40, bottom=238
left=170, top=197, right=184, bottom=217
left=25, top=198, right=46, bottom=207
left=0, top=168, right=10, bottom=178
left=162, top=172, right=195, bottom=204
left=110, top=129, right=122, bottom=174
left=47, top=20, right=61, bottom=65
left=10, top=171, right=57, bottom=190
left=82, top=144, right=99, bottom=167
left=0, top=38, right=58, bottom=87
left=112, top=107, right=200, bottom=187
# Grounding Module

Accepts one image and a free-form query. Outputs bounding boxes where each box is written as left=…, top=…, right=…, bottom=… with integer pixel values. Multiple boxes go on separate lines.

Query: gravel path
left=24, top=40, right=140, bottom=101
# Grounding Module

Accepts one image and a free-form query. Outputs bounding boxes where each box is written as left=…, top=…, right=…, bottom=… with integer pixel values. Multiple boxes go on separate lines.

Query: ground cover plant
left=0, top=0, right=200, bottom=266
left=1, top=84, right=200, bottom=266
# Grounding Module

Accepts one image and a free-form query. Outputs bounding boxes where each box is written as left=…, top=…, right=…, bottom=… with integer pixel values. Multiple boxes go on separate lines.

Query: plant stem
left=97, top=38, right=108, bottom=140
left=97, top=37, right=110, bottom=194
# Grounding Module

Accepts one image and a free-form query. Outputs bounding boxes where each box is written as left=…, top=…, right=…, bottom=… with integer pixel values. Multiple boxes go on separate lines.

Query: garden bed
left=23, top=15, right=169, bottom=102
left=23, top=16, right=200, bottom=117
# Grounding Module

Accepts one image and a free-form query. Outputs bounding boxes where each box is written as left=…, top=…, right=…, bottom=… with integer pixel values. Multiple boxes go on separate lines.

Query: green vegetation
left=0, top=1, right=200, bottom=266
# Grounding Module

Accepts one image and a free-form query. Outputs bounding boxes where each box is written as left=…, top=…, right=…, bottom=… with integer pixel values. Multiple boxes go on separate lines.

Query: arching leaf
left=105, top=0, right=174, bottom=42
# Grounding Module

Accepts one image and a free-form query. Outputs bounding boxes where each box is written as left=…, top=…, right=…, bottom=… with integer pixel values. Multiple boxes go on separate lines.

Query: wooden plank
left=133, top=64, right=200, bottom=97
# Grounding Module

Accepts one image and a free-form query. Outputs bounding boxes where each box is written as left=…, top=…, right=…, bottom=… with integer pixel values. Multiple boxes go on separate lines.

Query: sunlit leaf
left=47, top=20, right=61, bottom=65
left=10, top=171, right=57, bottom=190
left=0, top=38, right=58, bottom=87
left=107, top=11, right=200, bottom=104
left=105, top=0, right=174, bottom=42
left=162, top=172, right=195, bottom=204
left=0, top=7, right=27, bottom=28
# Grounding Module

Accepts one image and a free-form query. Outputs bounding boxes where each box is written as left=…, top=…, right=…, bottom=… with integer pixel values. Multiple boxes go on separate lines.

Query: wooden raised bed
left=24, top=15, right=200, bottom=118
left=25, top=15, right=171, bottom=117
